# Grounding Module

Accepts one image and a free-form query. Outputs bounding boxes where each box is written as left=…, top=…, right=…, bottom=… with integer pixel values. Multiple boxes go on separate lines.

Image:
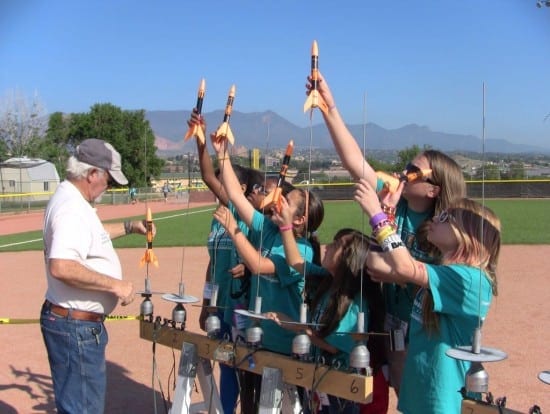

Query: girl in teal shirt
left=355, top=184, right=501, bottom=414
left=270, top=197, right=385, bottom=413
left=211, top=132, right=324, bottom=413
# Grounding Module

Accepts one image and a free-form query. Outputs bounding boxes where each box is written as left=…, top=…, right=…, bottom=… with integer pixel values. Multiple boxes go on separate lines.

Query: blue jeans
left=218, top=313, right=239, bottom=414
left=40, top=303, right=108, bottom=414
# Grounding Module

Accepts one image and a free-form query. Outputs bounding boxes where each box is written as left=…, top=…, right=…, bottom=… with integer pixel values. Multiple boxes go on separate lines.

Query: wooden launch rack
left=140, top=319, right=373, bottom=413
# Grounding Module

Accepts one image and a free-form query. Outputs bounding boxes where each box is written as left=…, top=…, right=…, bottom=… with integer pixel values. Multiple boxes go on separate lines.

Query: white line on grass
left=0, top=207, right=215, bottom=249
left=0, top=238, right=43, bottom=249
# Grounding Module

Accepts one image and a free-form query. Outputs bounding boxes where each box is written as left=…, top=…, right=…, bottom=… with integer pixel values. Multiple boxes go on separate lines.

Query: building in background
left=0, top=157, right=60, bottom=201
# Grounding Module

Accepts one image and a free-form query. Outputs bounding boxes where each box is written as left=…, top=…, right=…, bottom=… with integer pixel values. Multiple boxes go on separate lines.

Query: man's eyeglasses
left=404, top=162, right=435, bottom=185
left=100, top=169, right=114, bottom=188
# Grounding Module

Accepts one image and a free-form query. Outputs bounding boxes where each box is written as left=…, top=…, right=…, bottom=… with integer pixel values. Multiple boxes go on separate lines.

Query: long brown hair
left=292, top=188, right=324, bottom=265
left=416, top=150, right=467, bottom=255
left=313, top=229, right=383, bottom=338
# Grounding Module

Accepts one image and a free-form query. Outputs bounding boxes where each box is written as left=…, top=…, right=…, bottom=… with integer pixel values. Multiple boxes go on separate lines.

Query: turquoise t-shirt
left=207, top=202, right=249, bottom=326
left=247, top=209, right=312, bottom=355
left=398, top=264, right=493, bottom=414
left=310, top=291, right=368, bottom=369
left=377, top=178, right=433, bottom=339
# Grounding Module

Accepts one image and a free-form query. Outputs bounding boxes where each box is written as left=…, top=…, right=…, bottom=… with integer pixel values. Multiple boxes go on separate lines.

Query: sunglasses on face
left=91, top=169, right=114, bottom=187
left=100, top=169, right=115, bottom=187
left=405, top=162, right=435, bottom=185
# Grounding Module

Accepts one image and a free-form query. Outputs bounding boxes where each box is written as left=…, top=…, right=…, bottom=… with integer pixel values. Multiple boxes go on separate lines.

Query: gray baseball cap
left=76, top=138, right=128, bottom=185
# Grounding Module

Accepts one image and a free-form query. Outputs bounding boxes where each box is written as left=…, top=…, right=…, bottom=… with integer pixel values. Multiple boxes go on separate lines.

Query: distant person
left=40, top=138, right=153, bottom=413
left=129, top=186, right=137, bottom=204
left=162, top=181, right=170, bottom=202
left=355, top=184, right=500, bottom=414
left=306, top=71, right=466, bottom=403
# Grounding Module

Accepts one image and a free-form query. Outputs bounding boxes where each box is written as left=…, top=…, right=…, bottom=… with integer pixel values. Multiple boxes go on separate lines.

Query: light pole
left=187, top=151, right=191, bottom=193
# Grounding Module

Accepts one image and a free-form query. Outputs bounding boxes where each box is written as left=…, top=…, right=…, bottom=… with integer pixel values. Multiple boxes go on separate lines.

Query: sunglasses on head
left=252, top=184, right=266, bottom=195
left=436, top=210, right=455, bottom=224
left=404, top=162, right=435, bottom=185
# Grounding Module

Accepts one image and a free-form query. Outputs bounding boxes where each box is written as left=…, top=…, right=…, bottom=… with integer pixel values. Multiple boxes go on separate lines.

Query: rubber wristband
left=369, top=212, right=387, bottom=228
left=279, top=224, right=293, bottom=232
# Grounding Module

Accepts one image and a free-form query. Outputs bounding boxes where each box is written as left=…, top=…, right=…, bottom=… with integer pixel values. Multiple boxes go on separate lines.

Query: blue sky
left=1, top=0, right=549, bottom=149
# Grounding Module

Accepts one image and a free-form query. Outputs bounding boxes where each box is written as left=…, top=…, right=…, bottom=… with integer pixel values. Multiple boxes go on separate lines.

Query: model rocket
left=184, top=78, right=206, bottom=143
left=260, top=139, right=294, bottom=212
left=214, top=84, right=236, bottom=144
left=140, top=207, right=159, bottom=268
left=376, top=168, right=433, bottom=193
left=303, top=40, right=328, bottom=115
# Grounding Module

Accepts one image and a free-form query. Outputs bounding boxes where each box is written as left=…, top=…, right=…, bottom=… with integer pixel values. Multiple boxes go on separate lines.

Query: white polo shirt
left=43, top=180, right=122, bottom=314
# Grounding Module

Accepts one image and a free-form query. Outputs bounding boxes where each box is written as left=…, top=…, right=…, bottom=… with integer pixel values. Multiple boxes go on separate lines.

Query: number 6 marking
left=350, top=379, right=359, bottom=394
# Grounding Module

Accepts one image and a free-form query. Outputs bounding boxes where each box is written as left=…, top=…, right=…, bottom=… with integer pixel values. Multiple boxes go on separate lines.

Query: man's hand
left=132, top=220, right=157, bottom=238
left=117, top=280, right=135, bottom=306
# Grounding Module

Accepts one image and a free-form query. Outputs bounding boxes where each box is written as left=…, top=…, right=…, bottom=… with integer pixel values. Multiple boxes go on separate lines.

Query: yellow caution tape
left=0, top=315, right=142, bottom=324
left=0, top=318, right=40, bottom=325
left=105, top=315, right=142, bottom=321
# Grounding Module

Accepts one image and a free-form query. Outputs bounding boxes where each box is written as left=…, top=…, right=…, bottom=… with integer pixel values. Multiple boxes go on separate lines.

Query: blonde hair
left=422, top=198, right=501, bottom=335
left=416, top=150, right=467, bottom=255
left=425, top=150, right=467, bottom=213
left=445, top=198, right=501, bottom=295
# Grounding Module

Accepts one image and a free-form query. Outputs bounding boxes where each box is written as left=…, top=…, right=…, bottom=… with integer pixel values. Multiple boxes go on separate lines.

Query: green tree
left=507, top=162, right=526, bottom=180
left=475, top=163, right=500, bottom=180
left=0, top=138, right=8, bottom=161
left=79, top=104, right=163, bottom=186
left=30, top=112, right=72, bottom=179
left=395, top=145, right=424, bottom=171
left=366, top=156, right=394, bottom=173
left=36, top=104, right=164, bottom=186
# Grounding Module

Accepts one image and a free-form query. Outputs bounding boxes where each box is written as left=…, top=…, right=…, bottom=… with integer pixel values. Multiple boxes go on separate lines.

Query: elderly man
left=40, top=138, right=149, bottom=413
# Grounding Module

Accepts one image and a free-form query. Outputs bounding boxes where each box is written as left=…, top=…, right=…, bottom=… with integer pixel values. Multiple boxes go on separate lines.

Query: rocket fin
left=303, top=90, right=328, bottom=115
left=140, top=250, right=159, bottom=268
left=259, top=187, right=282, bottom=211
left=215, top=122, right=235, bottom=144
left=184, top=125, right=206, bottom=144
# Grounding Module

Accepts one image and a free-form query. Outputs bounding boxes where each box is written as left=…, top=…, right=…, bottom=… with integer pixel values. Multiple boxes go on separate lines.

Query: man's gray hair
left=66, top=156, right=102, bottom=180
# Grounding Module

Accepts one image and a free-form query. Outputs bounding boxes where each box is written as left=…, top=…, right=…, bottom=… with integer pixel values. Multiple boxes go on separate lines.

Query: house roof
left=0, top=157, right=60, bottom=181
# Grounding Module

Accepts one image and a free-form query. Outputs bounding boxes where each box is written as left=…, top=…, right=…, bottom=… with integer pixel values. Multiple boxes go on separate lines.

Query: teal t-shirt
left=398, top=264, right=493, bottom=414
left=247, top=209, right=312, bottom=355
left=310, top=291, right=368, bottom=369
left=377, top=178, right=433, bottom=339
left=207, top=202, right=249, bottom=326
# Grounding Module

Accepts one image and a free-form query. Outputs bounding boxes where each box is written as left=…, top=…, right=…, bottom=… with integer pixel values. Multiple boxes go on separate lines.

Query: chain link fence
left=1, top=180, right=550, bottom=215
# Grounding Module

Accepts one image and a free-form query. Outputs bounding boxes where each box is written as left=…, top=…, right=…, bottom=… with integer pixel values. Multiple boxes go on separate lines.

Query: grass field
left=1, top=199, right=549, bottom=252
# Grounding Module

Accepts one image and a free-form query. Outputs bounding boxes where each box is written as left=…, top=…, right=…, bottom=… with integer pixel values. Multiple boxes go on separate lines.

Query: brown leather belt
left=44, top=300, right=105, bottom=322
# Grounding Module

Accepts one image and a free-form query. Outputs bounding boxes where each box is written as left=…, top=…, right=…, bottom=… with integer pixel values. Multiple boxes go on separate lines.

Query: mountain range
left=145, top=110, right=547, bottom=155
